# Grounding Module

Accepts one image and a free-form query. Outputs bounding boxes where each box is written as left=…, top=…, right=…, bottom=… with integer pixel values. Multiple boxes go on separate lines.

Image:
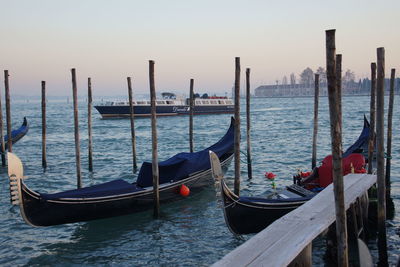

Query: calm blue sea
left=0, top=96, right=398, bottom=266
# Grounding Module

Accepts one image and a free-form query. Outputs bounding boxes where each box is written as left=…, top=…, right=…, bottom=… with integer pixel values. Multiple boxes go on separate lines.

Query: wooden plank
left=212, top=174, right=376, bottom=267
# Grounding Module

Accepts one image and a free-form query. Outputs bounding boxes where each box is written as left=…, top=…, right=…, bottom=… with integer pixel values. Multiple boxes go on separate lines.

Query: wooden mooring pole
left=88, top=78, right=93, bottom=172
left=325, top=29, right=348, bottom=267
left=0, top=73, right=5, bottom=166
left=71, top=68, right=82, bottom=189
left=376, top=47, right=388, bottom=266
left=4, top=70, right=12, bottom=153
left=336, top=54, right=342, bottom=132
left=311, top=73, right=319, bottom=169
left=41, top=81, right=47, bottom=169
left=189, top=78, right=194, bottom=153
left=127, top=77, right=137, bottom=172
left=246, top=68, right=252, bottom=179
left=233, top=57, right=241, bottom=195
left=149, top=60, right=160, bottom=218
left=385, top=69, right=395, bottom=201
left=368, top=63, right=377, bottom=174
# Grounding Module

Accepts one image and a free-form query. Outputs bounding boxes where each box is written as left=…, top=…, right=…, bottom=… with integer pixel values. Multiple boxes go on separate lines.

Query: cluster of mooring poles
left=0, top=58, right=254, bottom=219
left=323, top=29, right=396, bottom=267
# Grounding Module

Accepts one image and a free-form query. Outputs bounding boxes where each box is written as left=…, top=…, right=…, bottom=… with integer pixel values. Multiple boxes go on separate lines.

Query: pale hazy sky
left=1, top=0, right=399, bottom=97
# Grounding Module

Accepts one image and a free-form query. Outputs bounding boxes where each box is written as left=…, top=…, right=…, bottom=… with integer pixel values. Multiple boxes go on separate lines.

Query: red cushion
left=317, top=153, right=365, bottom=187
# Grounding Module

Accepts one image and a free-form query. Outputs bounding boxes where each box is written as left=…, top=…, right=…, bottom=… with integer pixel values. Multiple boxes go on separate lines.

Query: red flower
left=265, top=172, right=276, bottom=180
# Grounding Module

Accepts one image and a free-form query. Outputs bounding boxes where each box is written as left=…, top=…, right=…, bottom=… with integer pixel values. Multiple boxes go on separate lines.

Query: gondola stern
left=209, top=151, right=224, bottom=181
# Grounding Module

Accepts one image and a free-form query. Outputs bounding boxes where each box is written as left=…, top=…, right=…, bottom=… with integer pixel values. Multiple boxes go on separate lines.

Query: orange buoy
left=179, top=184, right=190, bottom=197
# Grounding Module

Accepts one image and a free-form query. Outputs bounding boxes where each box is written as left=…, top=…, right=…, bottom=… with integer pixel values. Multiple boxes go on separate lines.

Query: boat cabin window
left=166, top=100, right=174, bottom=104
left=210, top=100, right=217, bottom=104
left=156, top=101, right=165, bottom=105
left=225, top=100, right=233, bottom=105
left=195, top=100, right=202, bottom=105
left=137, top=101, right=146, bottom=105
left=218, top=100, right=224, bottom=104
left=203, top=100, right=209, bottom=104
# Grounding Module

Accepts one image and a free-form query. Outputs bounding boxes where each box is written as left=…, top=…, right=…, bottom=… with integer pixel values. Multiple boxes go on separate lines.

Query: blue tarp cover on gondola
left=136, top=117, right=234, bottom=187
left=41, top=179, right=144, bottom=200
left=343, top=115, right=370, bottom=158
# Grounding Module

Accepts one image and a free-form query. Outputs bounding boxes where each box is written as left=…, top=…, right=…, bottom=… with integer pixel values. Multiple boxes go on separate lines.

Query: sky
left=1, top=0, right=399, bottom=97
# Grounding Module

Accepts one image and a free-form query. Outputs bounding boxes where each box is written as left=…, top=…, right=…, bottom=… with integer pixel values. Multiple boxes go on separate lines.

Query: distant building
left=254, top=78, right=400, bottom=97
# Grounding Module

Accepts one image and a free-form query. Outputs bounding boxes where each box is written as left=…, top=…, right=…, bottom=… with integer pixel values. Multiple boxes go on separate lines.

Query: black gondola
left=3, top=117, right=29, bottom=150
left=209, top=117, right=371, bottom=235
left=8, top=118, right=234, bottom=227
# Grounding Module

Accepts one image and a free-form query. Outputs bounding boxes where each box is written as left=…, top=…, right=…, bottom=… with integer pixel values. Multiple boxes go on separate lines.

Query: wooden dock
left=212, top=173, right=376, bottom=267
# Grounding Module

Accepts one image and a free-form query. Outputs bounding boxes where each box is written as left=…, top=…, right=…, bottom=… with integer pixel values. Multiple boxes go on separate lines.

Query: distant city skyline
left=1, top=0, right=399, bottom=97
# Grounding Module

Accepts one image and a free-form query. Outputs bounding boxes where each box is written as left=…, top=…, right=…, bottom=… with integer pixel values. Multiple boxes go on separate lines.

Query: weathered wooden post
left=234, top=57, right=241, bottom=195
left=4, top=70, right=12, bottom=153
left=245, top=68, right=252, bottom=179
left=189, top=78, right=194, bottom=153
left=326, top=29, right=348, bottom=267
left=41, top=81, right=47, bottom=169
left=71, top=68, right=82, bottom=189
left=376, top=47, right=388, bottom=266
left=368, top=63, right=377, bottom=174
left=311, top=73, right=320, bottom=169
left=0, top=75, right=5, bottom=166
left=385, top=69, right=395, bottom=200
left=87, top=78, right=93, bottom=172
left=149, top=60, right=160, bottom=218
left=127, top=77, right=137, bottom=172
left=336, top=54, right=342, bottom=132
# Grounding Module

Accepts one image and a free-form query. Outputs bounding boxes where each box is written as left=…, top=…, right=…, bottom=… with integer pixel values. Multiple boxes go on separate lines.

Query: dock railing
left=212, top=173, right=376, bottom=267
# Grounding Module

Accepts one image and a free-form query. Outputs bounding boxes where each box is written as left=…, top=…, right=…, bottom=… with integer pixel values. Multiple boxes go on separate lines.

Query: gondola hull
left=212, top=116, right=371, bottom=235
left=19, top=155, right=233, bottom=227
left=10, top=118, right=235, bottom=227
left=219, top=180, right=312, bottom=234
